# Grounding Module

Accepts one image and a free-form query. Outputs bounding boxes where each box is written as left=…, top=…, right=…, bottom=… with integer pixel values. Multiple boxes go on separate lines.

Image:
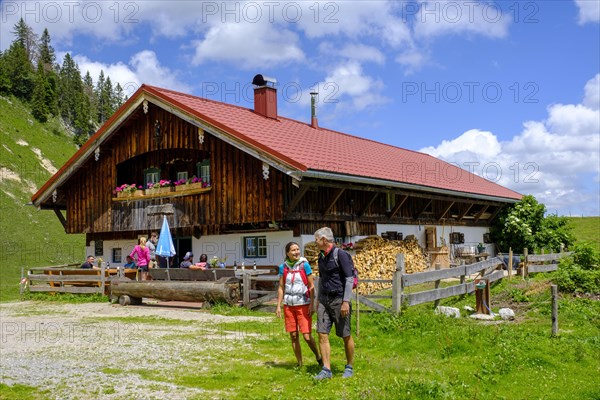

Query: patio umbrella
left=155, top=215, right=176, bottom=269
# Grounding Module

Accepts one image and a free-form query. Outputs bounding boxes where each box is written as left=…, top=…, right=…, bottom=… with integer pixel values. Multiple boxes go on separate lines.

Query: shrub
left=553, top=243, right=600, bottom=294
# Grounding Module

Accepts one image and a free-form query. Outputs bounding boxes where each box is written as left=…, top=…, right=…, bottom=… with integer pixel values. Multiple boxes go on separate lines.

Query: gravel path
left=0, top=301, right=272, bottom=399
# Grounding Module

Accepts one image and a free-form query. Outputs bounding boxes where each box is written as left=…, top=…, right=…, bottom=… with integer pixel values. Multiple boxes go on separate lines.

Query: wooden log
left=110, top=277, right=240, bottom=305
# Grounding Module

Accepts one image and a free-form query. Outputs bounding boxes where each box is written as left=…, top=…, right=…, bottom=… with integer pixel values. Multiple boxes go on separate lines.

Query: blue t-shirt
left=278, top=261, right=312, bottom=276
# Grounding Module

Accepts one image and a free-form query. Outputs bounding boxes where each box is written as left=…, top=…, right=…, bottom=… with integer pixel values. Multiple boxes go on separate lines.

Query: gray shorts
left=317, top=296, right=351, bottom=338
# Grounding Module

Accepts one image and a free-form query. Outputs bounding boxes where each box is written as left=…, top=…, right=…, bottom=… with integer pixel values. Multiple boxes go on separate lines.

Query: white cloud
left=420, top=76, right=600, bottom=216
left=319, top=43, right=386, bottom=65
left=583, top=73, right=600, bottom=110
left=69, top=50, right=190, bottom=96
left=191, top=22, right=304, bottom=68
left=574, top=0, right=600, bottom=24
left=321, top=61, right=388, bottom=111
left=413, top=0, right=511, bottom=39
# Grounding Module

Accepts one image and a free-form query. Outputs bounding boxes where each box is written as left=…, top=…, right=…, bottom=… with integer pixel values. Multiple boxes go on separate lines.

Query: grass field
left=568, top=216, right=600, bottom=252
left=2, top=275, right=599, bottom=400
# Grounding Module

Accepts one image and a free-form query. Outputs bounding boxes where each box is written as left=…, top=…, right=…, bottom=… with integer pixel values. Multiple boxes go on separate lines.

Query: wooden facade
left=40, top=97, right=510, bottom=244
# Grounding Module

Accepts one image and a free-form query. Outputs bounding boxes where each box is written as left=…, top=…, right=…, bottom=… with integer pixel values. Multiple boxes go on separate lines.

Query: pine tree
left=58, top=53, right=83, bottom=127
left=2, top=41, right=34, bottom=100
left=83, top=71, right=98, bottom=126
left=12, top=18, right=38, bottom=65
left=0, top=50, right=10, bottom=94
left=37, top=28, right=58, bottom=116
left=32, top=63, right=51, bottom=122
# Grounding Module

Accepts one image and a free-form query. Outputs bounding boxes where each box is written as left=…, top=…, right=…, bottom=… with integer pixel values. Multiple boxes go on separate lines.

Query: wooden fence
left=354, top=248, right=572, bottom=314
left=21, top=263, right=136, bottom=297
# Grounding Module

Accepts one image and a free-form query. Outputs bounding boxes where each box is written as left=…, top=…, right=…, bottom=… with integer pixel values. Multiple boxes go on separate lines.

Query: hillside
left=0, top=95, right=85, bottom=301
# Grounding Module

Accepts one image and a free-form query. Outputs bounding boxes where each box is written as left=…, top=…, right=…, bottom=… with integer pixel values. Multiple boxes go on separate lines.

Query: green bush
left=553, top=243, right=600, bottom=294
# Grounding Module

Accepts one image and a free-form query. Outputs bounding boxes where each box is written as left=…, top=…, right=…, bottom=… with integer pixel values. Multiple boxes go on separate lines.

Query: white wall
left=88, top=230, right=297, bottom=267
left=87, top=224, right=493, bottom=267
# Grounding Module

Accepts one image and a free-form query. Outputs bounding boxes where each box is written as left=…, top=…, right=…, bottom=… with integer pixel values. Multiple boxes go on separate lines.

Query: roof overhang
left=300, top=170, right=521, bottom=204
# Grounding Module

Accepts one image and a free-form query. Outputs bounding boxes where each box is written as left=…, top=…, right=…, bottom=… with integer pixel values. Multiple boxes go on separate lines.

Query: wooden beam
left=437, top=201, right=455, bottom=221
left=53, top=208, right=67, bottom=230
left=300, top=179, right=505, bottom=207
left=487, top=205, right=503, bottom=223
left=388, top=195, right=408, bottom=219
left=457, top=203, right=473, bottom=222
left=474, top=205, right=489, bottom=222
left=322, top=188, right=345, bottom=215
left=413, top=199, right=432, bottom=219
left=286, top=184, right=310, bottom=213
left=358, top=192, right=379, bottom=217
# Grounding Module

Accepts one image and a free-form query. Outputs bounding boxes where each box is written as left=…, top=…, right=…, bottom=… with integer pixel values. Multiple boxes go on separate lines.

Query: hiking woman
left=276, top=242, right=322, bottom=367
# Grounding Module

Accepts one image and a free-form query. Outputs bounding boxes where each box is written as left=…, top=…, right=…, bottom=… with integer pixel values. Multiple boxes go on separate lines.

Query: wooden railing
left=21, top=263, right=137, bottom=297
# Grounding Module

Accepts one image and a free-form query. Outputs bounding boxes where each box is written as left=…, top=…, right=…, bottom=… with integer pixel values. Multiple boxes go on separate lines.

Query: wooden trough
left=110, top=277, right=240, bottom=306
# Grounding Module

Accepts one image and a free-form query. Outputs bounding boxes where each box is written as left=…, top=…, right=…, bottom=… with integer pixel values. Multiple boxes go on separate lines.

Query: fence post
left=100, top=262, right=106, bottom=295
left=20, top=267, right=25, bottom=301
left=551, top=284, right=558, bottom=336
left=243, top=272, right=251, bottom=308
left=433, top=263, right=441, bottom=309
left=508, top=248, right=513, bottom=280
left=522, top=248, right=528, bottom=279
left=392, top=254, right=405, bottom=314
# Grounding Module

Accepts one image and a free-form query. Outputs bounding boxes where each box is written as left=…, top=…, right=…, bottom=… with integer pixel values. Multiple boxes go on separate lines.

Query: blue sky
left=1, top=0, right=599, bottom=216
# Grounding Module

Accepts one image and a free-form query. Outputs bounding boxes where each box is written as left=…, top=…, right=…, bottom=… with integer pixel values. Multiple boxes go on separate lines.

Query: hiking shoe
left=342, top=365, right=354, bottom=378
left=316, top=357, right=324, bottom=367
left=314, top=367, right=332, bottom=380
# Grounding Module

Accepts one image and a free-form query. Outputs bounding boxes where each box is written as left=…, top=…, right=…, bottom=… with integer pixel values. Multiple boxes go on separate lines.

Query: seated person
left=190, top=254, right=209, bottom=270
left=123, top=255, right=137, bottom=269
left=180, top=252, right=194, bottom=268
left=80, top=255, right=98, bottom=269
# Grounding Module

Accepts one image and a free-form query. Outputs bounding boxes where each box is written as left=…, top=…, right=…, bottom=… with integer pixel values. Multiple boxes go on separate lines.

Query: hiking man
left=313, top=227, right=355, bottom=380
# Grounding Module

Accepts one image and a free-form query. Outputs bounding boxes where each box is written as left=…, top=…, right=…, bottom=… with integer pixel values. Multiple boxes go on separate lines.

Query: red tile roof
left=32, top=84, right=522, bottom=205
left=146, top=85, right=521, bottom=201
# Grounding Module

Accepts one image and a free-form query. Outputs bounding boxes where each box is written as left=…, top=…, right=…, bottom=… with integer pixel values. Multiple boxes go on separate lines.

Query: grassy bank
left=2, top=275, right=599, bottom=399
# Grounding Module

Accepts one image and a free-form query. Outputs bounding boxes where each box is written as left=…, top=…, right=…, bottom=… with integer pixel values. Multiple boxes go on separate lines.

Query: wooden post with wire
left=433, top=263, right=441, bottom=309
left=551, top=284, right=559, bottom=336
left=508, top=248, right=513, bottom=280
left=392, top=254, right=405, bottom=314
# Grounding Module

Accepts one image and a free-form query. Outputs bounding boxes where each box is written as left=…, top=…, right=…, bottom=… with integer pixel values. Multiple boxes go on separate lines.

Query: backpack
left=283, top=262, right=310, bottom=297
left=332, top=247, right=359, bottom=289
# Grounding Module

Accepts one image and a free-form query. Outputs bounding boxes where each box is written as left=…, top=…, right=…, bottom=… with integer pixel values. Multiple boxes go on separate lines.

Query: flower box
left=146, top=186, right=173, bottom=196
left=116, top=190, right=144, bottom=199
left=175, top=182, right=204, bottom=192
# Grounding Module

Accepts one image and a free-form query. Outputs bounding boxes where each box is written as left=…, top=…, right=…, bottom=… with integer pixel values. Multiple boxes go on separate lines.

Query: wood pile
left=352, top=236, right=429, bottom=295
left=303, top=236, right=429, bottom=295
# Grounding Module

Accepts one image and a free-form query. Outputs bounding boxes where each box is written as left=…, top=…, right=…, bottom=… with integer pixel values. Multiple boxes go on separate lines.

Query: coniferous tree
left=114, top=83, right=126, bottom=110
left=0, top=50, right=10, bottom=94
left=36, top=28, right=58, bottom=117
left=32, top=62, right=51, bottom=122
left=12, top=18, right=38, bottom=65
left=58, top=53, right=83, bottom=128
left=83, top=71, right=98, bottom=126
left=2, top=40, right=34, bottom=100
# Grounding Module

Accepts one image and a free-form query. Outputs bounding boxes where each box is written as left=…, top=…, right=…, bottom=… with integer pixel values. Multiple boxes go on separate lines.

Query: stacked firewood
left=303, top=236, right=429, bottom=295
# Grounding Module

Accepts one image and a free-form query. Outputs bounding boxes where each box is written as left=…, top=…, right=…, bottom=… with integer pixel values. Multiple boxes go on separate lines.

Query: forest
left=0, top=18, right=125, bottom=145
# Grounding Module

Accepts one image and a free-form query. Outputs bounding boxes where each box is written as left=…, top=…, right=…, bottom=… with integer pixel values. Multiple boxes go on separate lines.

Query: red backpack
left=283, top=263, right=309, bottom=287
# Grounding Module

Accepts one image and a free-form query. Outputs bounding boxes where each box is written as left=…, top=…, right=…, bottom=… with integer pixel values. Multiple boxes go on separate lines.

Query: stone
left=469, top=313, right=496, bottom=321
left=499, top=308, right=515, bottom=320
left=435, top=306, right=461, bottom=318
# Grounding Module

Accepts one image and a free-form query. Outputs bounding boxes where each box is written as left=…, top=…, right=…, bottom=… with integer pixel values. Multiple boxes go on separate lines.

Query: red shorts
left=284, top=304, right=312, bottom=333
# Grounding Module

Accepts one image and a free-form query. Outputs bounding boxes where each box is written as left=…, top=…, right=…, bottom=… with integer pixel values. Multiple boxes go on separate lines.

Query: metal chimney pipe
left=310, top=91, right=318, bottom=129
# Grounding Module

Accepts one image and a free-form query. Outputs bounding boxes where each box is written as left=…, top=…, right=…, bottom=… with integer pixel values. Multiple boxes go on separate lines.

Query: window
left=112, top=248, right=122, bottom=263
left=176, top=171, right=188, bottom=181
left=94, top=240, right=103, bottom=257
left=197, top=158, right=211, bottom=186
left=244, top=236, right=267, bottom=258
left=144, top=167, right=160, bottom=188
